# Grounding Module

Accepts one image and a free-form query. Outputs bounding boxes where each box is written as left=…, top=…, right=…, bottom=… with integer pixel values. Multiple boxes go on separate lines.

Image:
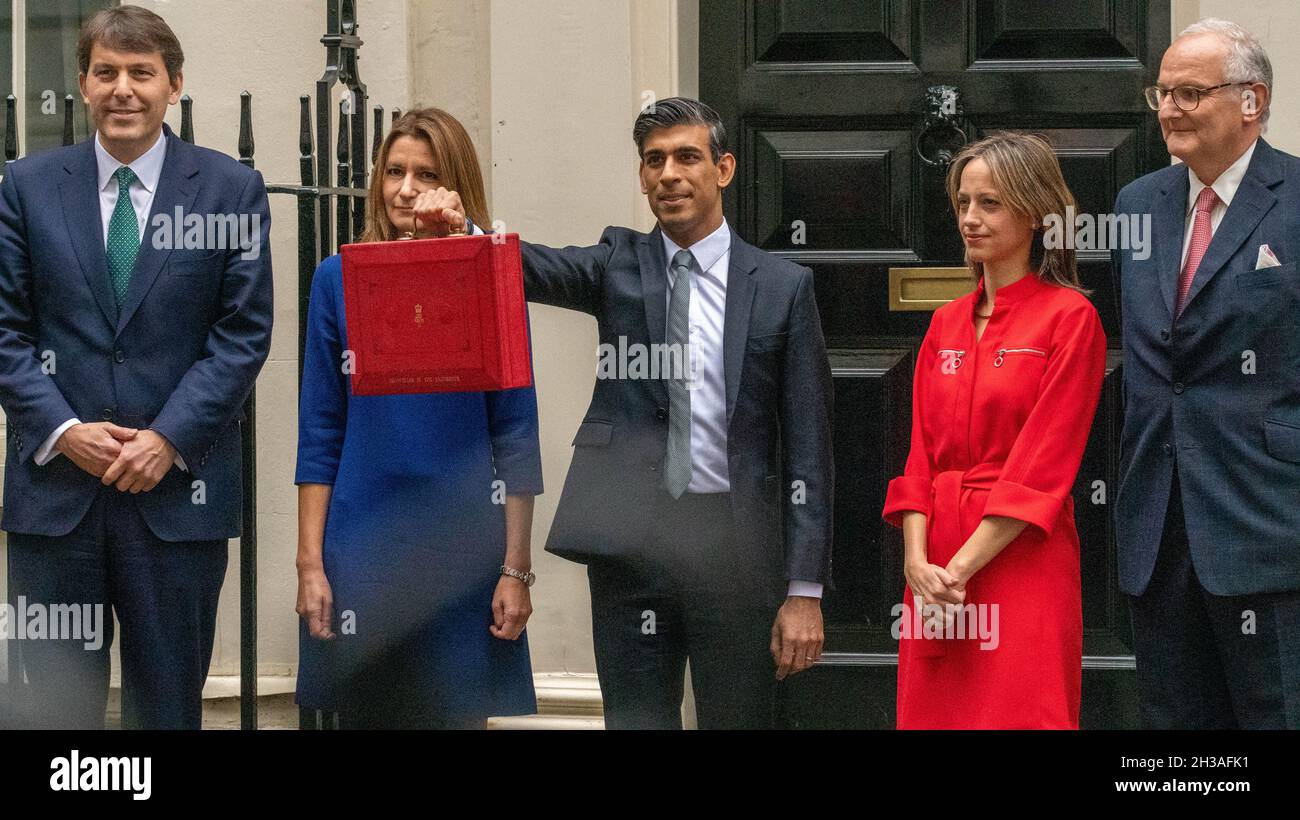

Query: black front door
left=701, top=0, right=1170, bottom=728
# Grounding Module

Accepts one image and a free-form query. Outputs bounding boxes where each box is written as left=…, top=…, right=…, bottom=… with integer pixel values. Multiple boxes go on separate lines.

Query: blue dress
left=294, top=254, right=542, bottom=721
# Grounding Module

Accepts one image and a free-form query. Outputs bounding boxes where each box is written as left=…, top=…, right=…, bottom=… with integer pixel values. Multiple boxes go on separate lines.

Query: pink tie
left=1176, top=186, right=1219, bottom=317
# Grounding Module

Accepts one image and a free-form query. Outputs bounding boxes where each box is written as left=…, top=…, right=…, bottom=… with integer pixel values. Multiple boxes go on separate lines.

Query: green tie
left=107, top=166, right=140, bottom=306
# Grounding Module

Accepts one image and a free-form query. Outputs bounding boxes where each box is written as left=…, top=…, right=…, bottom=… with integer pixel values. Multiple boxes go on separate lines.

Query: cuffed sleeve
left=787, top=580, right=824, bottom=599
left=980, top=303, right=1107, bottom=536
left=883, top=328, right=939, bottom=527
left=34, top=417, right=79, bottom=466
left=883, top=475, right=934, bottom=526
left=983, top=478, right=1061, bottom=535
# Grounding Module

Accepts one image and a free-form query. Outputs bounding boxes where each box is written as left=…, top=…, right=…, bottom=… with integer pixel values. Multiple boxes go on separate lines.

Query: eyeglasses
left=1143, top=82, right=1249, bottom=112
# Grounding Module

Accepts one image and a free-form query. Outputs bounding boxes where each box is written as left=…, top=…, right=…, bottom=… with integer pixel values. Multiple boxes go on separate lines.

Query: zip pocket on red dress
left=937, top=348, right=966, bottom=373
left=993, top=347, right=1046, bottom=367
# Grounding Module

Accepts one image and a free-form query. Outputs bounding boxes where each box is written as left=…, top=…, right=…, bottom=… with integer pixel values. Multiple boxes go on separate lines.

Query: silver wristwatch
left=500, top=565, right=535, bottom=587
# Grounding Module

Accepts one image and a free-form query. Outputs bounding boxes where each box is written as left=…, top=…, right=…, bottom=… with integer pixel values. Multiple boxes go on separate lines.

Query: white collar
left=661, top=218, right=731, bottom=279
left=95, top=129, right=168, bottom=194
left=1186, top=138, right=1257, bottom=216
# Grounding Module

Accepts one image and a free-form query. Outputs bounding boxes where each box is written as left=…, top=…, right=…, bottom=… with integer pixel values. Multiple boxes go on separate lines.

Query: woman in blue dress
left=294, top=108, right=542, bottom=729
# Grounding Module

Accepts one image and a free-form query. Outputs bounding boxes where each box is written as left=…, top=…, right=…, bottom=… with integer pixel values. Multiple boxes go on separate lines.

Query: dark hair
left=632, top=97, right=727, bottom=163
left=78, top=5, right=184, bottom=83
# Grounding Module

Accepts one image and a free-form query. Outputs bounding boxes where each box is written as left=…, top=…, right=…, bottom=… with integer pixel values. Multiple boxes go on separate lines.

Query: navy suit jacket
left=0, top=124, right=273, bottom=541
left=520, top=225, right=834, bottom=589
left=1112, top=138, right=1300, bottom=596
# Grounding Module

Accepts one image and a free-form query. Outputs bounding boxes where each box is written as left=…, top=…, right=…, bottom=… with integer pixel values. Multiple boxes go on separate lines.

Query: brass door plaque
left=888, top=267, right=976, bottom=311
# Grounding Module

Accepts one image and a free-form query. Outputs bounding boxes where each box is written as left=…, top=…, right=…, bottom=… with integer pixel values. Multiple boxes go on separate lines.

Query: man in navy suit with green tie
left=0, top=6, right=272, bottom=728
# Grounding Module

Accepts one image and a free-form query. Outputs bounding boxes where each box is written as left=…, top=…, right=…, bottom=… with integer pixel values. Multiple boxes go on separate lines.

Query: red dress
left=882, top=272, right=1107, bottom=729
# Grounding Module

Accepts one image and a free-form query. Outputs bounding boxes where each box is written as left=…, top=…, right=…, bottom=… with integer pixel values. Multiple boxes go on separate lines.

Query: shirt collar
left=1186, top=138, right=1257, bottom=216
left=973, top=271, right=1051, bottom=307
left=662, top=218, right=731, bottom=280
left=95, top=129, right=167, bottom=195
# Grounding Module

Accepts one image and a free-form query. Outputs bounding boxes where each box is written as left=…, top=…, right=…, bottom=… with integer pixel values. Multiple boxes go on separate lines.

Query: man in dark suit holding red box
left=417, top=97, right=833, bottom=729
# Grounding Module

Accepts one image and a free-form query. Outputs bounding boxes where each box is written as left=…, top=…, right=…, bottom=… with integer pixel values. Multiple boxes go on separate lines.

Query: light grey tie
left=663, top=249, right=694, bottom=498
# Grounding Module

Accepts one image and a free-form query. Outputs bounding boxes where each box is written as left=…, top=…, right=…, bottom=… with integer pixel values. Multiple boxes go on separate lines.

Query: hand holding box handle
left=409, top=186, right=469, bottom=237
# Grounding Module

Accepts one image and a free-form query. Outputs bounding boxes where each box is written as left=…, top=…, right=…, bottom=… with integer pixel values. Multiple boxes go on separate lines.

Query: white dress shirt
left=661, top=219, right=822, bottom=599
left=35, top=130, right=186, bottom=470
left=1180, top=138, right=1257, bottom=268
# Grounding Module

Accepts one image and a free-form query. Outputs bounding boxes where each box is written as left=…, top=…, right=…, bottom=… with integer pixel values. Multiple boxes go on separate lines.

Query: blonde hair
left=946, top=132, right=1089, bottom=294
left=359, top=107, right=490, bottom=243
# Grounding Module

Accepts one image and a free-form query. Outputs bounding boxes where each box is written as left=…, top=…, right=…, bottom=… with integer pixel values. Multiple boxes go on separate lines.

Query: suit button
left=102, top=409, right=114, bottom=420
left=1172, top=382, right=1185, bottom=394
left=655, top=407, right=667, bottom=420
left=1164, top=444, right=1173, bottom=456
left=114, top=350, right=125, bottom=363
left=1160, top=328, right=1170, bottom=342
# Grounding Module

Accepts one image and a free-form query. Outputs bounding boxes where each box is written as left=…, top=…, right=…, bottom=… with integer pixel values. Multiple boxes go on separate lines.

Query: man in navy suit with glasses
left=1112, top=17, right=1299, bottom=729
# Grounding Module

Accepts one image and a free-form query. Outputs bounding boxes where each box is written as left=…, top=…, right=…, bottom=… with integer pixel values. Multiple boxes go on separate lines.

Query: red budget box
left=340, top=233, right=533, bottom=395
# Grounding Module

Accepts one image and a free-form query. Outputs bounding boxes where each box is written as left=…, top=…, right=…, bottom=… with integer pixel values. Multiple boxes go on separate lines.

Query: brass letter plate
left=888, top=267, right=976, bottom=311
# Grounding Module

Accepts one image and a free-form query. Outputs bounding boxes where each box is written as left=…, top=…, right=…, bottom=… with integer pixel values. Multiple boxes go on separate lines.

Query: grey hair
left=1179, top=17, right=1273, bottom=127
left=632, top=97, right=727, bottom=163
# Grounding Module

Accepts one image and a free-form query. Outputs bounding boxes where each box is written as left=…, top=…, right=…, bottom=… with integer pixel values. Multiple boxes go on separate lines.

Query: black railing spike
left=391, top=107, right=400, bottom=126
left=336, top=97, right=352, bottom=245
left=371, top=105, right=383, bottom=163
left=5, top=95, right=18, bottom=161
left=337, top=97, right=350, bottom=166
left=326, top=0, right=340, bottom=37
left=180, top=94, right=194, bottom=144
left=62, top=95, right=75, bottom=146
left=299, top=95, right=313, bottom=157
left=238, top=91, right=255, bottom=169
left=350, top=90, right=367, bottom=237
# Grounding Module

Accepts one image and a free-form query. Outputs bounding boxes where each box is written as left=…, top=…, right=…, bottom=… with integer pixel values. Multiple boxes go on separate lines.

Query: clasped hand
left=55, top=422, right=177, bottom=493
left=904, top=560, right=967, bottom=632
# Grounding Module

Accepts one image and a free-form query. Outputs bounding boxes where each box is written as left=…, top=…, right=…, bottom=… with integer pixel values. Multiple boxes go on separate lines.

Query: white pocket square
left=1255, top=243, right=1281, bottom=269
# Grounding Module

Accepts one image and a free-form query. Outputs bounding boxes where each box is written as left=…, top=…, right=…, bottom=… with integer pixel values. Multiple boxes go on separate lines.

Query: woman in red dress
left=883, top=133, right=1107, bottom=729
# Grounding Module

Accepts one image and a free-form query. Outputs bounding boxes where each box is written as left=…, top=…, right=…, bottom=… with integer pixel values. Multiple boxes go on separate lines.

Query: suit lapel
left=1155, top=168, right=1189, bottom=321
left=1180, top=140, right=1280, bottom=315
left=723, top=229, right=756, bottom=424
left=59, top=140, right=118, bottom=330
left=637, top=226, right=668, bottom=405
left=116, top=127, right=198, bottom=336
